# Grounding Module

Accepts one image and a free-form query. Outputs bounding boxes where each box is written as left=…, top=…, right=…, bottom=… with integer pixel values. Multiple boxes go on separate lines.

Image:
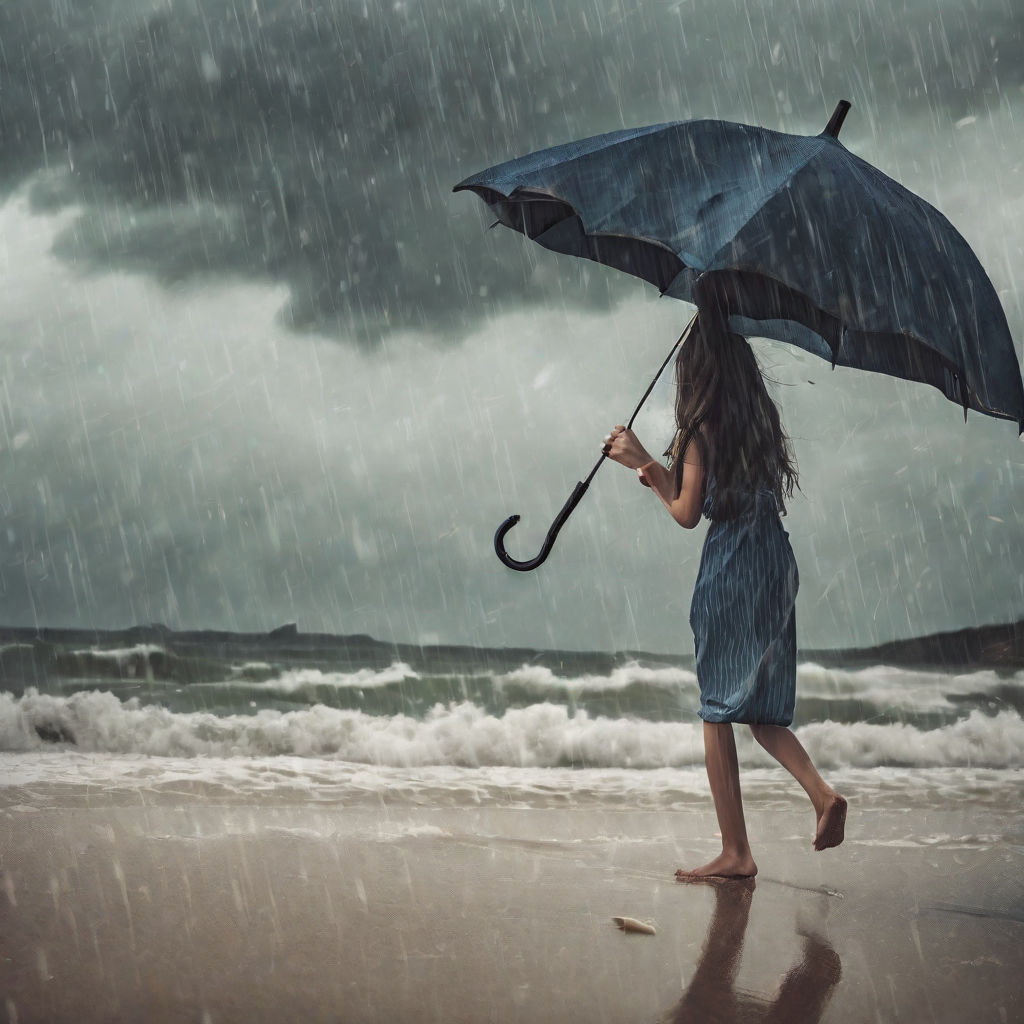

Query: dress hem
left=697, top=708, right=795, bottom=728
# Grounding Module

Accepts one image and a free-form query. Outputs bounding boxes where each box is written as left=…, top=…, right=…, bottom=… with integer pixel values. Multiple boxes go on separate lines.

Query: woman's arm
left=603, top=425, right=705, bottom=529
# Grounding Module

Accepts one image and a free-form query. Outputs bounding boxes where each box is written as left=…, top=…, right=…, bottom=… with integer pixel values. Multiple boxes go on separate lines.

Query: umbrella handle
left=494, top=476, right=595, bottom=571
left=493, top=314, right=697, bottom=572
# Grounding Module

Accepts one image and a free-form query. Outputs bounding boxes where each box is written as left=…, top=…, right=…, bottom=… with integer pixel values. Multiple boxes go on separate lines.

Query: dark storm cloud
left=2, top=0, right=1022, bottom=343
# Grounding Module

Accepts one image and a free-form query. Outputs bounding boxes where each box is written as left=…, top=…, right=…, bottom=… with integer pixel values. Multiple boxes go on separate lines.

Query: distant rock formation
left=801, top=619, right=1024, bottom=668
left=267, top=623, right=299, bottom=638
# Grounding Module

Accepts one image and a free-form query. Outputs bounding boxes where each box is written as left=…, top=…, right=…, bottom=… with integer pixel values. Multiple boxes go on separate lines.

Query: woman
left=603, top=317, right=847, bottom=879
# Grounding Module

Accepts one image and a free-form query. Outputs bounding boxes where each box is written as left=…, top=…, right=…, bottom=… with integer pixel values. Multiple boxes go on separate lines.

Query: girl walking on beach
left=603, top=316, right=847, bottom=879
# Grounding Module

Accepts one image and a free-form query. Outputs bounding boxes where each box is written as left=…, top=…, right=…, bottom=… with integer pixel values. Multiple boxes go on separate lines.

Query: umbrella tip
left=821, top=100, right=852, bottom=139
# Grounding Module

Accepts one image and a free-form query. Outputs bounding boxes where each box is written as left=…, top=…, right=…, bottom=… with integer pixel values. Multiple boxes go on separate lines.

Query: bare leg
left=677, top=722, right=758, bottom=878
left=748, top=724, right=847, bottom=851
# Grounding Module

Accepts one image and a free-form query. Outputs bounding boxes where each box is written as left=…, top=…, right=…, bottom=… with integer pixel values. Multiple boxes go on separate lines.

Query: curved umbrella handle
left=494, top=478, right=593, bottom=571
left=493, top=314, right=697, bottom=572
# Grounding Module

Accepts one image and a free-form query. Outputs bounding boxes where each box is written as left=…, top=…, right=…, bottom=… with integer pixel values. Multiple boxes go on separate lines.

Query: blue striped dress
left=689, top=474, right=799, bottom=726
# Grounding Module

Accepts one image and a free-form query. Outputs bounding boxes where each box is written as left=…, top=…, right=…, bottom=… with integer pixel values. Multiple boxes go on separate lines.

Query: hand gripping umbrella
left=489, top=311, right=696, bottom=572
left=454, top=100, right=1024, bottom=571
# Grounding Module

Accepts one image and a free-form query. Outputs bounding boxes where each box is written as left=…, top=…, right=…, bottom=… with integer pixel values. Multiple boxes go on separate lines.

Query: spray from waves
left=2, top=688, right=1021, bottom=770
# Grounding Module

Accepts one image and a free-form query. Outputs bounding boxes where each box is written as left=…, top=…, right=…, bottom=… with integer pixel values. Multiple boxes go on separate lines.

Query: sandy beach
left=2, top=773, right=1021, bottom=1024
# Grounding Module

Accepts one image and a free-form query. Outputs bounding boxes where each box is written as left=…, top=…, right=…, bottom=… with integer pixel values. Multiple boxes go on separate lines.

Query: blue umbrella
left=454, top=101, right=1024, bottom=570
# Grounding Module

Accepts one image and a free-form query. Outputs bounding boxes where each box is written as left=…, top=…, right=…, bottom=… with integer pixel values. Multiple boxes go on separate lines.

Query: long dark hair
left=665, top=316, right=798, bottom=520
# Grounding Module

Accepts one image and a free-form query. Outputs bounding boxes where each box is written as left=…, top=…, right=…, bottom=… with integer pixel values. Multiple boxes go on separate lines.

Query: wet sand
left=2, top=797, right=1022, bottom=1023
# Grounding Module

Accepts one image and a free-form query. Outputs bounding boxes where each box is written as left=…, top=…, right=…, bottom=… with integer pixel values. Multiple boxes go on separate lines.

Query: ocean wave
left=242, top=659, right=1023, bottom=715
left=243, top=662, right=419, bottom=693
left=2, top=688, right=1021, bottom=770
left=0, top=689, right=705, bottom=767
left=495, top=662, right=698, bottom=695
left=794, top=663, right=1024, bottom=712
left=797, top=713, right=1024, bottom=769
left=8, top=644, right=1023, bottom=730
left=70, top=643, right=165, bottom=663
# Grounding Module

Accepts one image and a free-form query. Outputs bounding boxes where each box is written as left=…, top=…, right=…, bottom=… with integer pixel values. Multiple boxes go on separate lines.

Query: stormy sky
left=1, top=0, right=1022, bottom=652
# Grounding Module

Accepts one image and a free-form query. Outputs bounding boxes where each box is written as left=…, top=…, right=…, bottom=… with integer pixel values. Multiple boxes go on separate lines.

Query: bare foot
left=813, top=793, right=847, bottom=851
left=675, top=850, right=757, bottom=880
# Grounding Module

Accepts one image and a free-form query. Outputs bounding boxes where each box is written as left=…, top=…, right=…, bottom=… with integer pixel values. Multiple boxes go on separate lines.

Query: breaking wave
left=2, top=688, right=1021, bottom=770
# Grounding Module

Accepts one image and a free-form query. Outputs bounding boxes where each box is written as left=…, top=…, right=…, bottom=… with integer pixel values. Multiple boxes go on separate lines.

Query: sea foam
left=495, top=662, right=698, bottom=695
left=245, top=662, right=419, bottom=693
left=2, top=688, right=1021, bottom=770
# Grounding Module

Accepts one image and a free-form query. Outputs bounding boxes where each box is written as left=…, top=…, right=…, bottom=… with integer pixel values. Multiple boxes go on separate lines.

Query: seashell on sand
left=611, top=916, right=656, bottom=935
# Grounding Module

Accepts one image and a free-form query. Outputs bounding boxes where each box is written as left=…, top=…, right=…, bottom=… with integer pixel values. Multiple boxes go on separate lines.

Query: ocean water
left=1, top=634, right=1022, bottom=813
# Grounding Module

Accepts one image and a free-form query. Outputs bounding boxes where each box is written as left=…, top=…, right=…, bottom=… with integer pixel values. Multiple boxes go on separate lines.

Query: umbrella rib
left=501, top=190, right=682, bottom=258
left=716, top=262, right=955, bottom=357
left=703, top=138, right=830, bottom=272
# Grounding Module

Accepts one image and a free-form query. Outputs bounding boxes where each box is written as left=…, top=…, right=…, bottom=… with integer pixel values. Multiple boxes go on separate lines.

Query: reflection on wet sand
left=662, top=880, right=841, bottom=1024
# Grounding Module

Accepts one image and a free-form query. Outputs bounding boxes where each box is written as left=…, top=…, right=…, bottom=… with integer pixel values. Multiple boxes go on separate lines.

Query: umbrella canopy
left=454, top=101, right=1024, bottom=432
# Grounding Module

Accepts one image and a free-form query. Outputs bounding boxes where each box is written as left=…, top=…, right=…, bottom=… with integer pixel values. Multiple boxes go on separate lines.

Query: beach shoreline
left=2, top=782, right=1021, bottom=1024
